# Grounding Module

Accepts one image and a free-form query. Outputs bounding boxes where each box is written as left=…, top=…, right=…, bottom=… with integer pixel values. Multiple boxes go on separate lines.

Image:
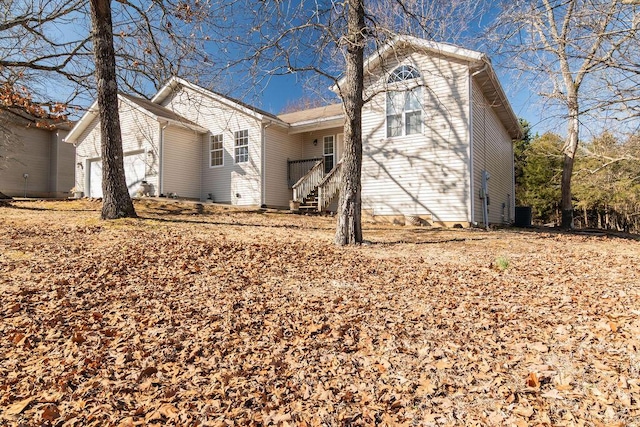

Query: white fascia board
left=289, top=114, right=344, bottom=128
left=151, top=76, right=181, bottom=104
left=162, top=117, right=209, bottom=134
left=63, top=99, right=99, bottom=144
left=287, top=116, right=345, bottom=134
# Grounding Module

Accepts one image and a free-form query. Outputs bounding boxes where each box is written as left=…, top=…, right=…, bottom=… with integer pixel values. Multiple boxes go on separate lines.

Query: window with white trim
left=234, top=129, right=249, bottom=163
left=388, top=65, right=421, bottom=83
left=386, top=65, right=423, bottom=138
left=386, top=87, right=423, bottom=137
left=210, top=134, right=223, bottom=167
left=323, top=135, right=335, bottom=174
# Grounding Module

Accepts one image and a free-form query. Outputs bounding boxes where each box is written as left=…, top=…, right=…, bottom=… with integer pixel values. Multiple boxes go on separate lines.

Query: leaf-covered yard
left=1, top=200, right=639, bottom=426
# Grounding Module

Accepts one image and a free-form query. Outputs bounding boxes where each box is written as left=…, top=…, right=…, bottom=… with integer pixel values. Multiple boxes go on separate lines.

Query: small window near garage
left=234, top=129, right=249, bottom=163
left=210, top=134, right=223, bottom=167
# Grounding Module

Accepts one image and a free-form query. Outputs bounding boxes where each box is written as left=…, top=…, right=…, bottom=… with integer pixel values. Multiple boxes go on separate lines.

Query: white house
left=65, top=36, right=522, bottom=227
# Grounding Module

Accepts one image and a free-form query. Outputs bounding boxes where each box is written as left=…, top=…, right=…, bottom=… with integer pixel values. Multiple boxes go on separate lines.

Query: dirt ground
left=1, top=199, right=639, bottom=426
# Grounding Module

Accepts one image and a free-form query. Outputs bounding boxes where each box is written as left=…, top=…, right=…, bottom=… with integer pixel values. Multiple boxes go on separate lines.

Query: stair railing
left=317, top=160, right=343, bottom=211
left=292, top=159, right=324, bottom=202
left=288, top=158, right=322, bottom=187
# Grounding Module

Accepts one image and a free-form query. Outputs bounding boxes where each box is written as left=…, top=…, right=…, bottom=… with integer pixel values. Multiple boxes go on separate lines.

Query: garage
left=87, top=152, right=146, bottom=198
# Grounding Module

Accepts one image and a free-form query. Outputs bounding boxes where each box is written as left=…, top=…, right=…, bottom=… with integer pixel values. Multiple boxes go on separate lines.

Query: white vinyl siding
left=360, top=48, right=471, bottom=222
left=160, top=85, right=262, bottom=205
left=472, top=81, right=515, bottom=225
left=74, top=99, right=160, bottom=197
left=163, top=126, right=201, bottom=199
left=298, top=128, right=343, bottom=161
left=210, top=134, right=223, bottom=167
left=264, top=125, right=303, bottom=208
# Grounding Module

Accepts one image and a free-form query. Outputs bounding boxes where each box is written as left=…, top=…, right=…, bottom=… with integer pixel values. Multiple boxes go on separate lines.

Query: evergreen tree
left=519, top=132, right=564, bottom=224
left=514, top=118, right=532, bottom=206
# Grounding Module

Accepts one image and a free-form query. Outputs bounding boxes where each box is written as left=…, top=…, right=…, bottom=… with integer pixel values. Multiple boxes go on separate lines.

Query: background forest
left=516, top=120, right=640, bottom=232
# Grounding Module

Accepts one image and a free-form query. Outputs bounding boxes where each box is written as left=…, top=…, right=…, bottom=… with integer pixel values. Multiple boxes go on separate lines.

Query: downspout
left=482, top=170, right=490, bottom=230
left=510, top=137, right=515, bottom=224
left=261, top=121, right=272, bottom=208
left=159, top=121, right=168, bottom=196
left=469, top=61, right=489, bottom=226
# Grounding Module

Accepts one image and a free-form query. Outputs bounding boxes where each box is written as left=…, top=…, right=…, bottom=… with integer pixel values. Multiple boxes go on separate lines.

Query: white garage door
left=88, top=152, right=146, bottom=198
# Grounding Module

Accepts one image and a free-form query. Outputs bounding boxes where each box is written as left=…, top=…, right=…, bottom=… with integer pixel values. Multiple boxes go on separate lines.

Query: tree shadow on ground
left=0, top=199, right=102, bottom=212
left=137, top=215, right=334, bottom=232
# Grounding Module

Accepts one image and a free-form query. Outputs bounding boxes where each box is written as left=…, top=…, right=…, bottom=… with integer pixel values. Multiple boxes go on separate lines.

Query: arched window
left=387, top=65, right=421, bottom=83
left=386, top=65, right=423, bottom=137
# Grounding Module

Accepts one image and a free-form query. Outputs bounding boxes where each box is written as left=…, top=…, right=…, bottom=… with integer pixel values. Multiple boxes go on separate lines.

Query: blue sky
left=9, top=1, right=547, bottom=137
left=243, top=2, right=551, bottom=138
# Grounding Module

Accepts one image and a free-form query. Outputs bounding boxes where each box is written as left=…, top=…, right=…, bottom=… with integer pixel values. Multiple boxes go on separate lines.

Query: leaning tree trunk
left=560, top=104, right=579, bottom=229
left=335, top=0, right=365, bottom=246
left=89, top=0, right=137, bottom=219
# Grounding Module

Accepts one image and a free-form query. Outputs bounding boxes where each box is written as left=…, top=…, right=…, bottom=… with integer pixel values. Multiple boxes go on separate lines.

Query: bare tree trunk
left=597, top=210, right=602, bottom=228
left=89, top=0, right=136, bottom=219
left=334, top=0, right=365, bottom=246
left=560, top=105, right=579, bottom=229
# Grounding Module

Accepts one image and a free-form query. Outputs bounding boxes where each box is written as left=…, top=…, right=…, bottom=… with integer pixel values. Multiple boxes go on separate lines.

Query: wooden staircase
left=299, top=189, right=319, bottom=211
left=291, top=160, right=342, bottom=213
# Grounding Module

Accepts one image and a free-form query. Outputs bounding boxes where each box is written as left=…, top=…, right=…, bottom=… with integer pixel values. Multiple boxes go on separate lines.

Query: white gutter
left=261, top=121, right=272, bottom=207
left=159, top=122, right=168, bottom=196
left=511, top=140, right=516, bottom=223
left=161, top=117, right=208, bottom=134
left=288, top=114, right=344, bottom=128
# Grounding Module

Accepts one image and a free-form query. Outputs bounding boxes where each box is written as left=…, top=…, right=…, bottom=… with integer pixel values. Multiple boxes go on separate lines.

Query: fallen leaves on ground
left=1, top=199, right=639, bottom=426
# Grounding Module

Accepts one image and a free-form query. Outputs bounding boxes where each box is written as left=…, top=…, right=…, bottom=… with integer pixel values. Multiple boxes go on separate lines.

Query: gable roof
left=65, top=93, right=207, bottom=144
left=152, top=77, right=287, bottom=126
left=335, top=35, right=522, bottom=140
left=119, top=94, right=200, bottom=126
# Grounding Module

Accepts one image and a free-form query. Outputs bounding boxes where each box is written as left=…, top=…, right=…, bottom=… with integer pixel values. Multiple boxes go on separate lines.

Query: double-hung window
left=210, top=134, right=223, bottom=167
left=234, top=129, right=249, bottom=163
left=386, top=65, right=423, bottom=138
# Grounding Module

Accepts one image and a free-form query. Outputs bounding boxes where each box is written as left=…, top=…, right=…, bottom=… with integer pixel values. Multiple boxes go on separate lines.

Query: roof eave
left=159, top=117, right=209, bottom=134
left=288, top=116, right=345, bottom=134
left=474, top=61, right=523, bottom=140
left=64, top=100, right=99, bottom=144
left=65, top=93, right=210, bottom=144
